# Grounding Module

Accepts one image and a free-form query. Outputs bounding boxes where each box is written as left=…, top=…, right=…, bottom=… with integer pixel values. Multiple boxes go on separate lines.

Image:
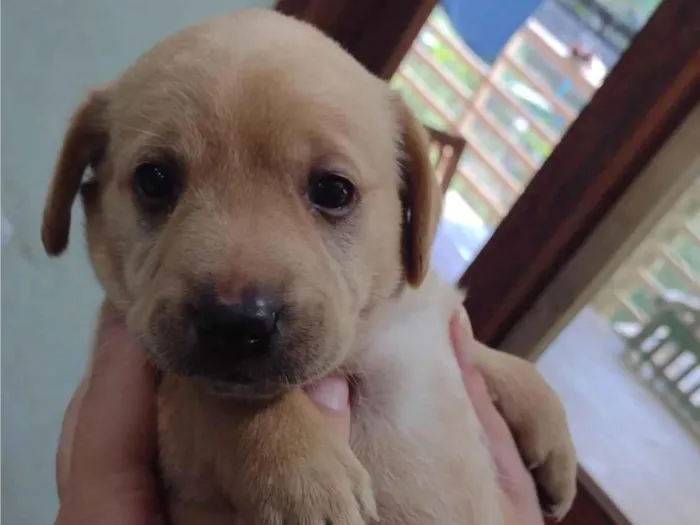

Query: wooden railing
left=555, top=0, right=637, bottom=52
left=393, top=7, right=602, bottom=226
left=620, top=292, right=700, bottom=438
left=426, top=126, right=466, bottom=194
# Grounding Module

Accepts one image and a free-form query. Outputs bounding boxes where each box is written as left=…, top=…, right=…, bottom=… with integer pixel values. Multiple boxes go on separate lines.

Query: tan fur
left=43, top=9, right=576, bottom=525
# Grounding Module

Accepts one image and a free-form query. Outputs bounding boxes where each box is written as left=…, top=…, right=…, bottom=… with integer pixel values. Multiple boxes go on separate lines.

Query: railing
left=393, top=7, right=602, bottom=226
left=621, top=295, right=700, bottom=439
left=555, top=0, right=637, bottom=52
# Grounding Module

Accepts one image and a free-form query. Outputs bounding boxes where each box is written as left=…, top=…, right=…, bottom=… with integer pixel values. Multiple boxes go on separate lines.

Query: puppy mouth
left=202, top=368, right=256, bottom=385
left=176, top=349, right=314, bottom=399
left=190, top=356, right=337, bottom=400
left=202, top=368, right=352, bottom=402
left=181, top=358, right=285, bottom=396
left=202, top=377, right=285, bottom=399
left=144, top=301, right=337, bottom=398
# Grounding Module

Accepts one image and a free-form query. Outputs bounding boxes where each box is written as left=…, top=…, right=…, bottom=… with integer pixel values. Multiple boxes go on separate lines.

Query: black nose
left=194, top=290, right=279, bottom=354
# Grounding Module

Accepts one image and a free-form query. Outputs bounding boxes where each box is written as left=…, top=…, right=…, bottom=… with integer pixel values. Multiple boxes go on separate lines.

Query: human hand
left=55, top=303, right=164, bottom=525
left=450, top=308, right=544, bottom=525
left=54, top=304, right=352, bottom=525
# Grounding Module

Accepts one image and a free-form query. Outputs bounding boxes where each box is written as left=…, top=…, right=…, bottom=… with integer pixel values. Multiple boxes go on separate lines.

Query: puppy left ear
left=392, top=93, right=442, bottom=287
left=42, top=88, right=109, bottom=256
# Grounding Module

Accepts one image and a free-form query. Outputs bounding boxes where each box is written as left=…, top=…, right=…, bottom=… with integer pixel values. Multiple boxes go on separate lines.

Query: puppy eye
left=307, top=171, right=356, bottom=216
left=133, top=161, right=181, bottom=210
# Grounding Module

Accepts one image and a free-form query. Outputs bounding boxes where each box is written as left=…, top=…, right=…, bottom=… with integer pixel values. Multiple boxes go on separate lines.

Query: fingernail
left=305, top=375, right=349, bottom=412
left=458, top=308, right=470, bottom=331
left=457, top=308, right=475, bottom=363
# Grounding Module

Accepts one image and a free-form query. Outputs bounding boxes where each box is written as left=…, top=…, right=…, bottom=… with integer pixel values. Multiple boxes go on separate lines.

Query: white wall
left=1, top=1, right=274, bottom=522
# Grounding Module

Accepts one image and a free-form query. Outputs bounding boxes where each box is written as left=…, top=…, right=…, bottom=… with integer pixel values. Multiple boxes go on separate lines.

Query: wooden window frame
left=456, top=1, right=700, bottom=347
left=275, top=0, right=438, bottom=79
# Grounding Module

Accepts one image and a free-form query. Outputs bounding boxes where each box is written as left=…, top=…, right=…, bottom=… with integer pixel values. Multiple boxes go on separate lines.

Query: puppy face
left=42, top=10, right=440, bottom=397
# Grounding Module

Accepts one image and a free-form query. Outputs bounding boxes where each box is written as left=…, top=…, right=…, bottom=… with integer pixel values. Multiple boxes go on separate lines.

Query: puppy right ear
left=42, top=89, right=109, bottom=256
left=392, top=93, right=442, bottom=287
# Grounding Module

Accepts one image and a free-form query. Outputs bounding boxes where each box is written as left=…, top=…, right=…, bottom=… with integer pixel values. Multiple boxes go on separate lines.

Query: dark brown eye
left=133, top=161, right=181, bottom=210
left=308, top=172, right=356, bottom=216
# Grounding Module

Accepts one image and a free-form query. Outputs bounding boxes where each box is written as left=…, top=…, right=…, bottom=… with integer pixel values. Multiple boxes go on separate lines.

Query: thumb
left=304, top=374, right=351, bottom=440
left=56, top=303, right=164, bottom=525
left=70, top=305, right=158, bottom=482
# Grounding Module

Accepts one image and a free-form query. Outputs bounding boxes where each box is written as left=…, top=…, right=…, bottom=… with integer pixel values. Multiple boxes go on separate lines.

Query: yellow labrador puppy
left=42, top=9, right=576, bottom=525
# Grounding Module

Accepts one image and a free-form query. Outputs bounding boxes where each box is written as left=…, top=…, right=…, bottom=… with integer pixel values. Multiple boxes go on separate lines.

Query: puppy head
left=42, top=9, right=440, bottom=397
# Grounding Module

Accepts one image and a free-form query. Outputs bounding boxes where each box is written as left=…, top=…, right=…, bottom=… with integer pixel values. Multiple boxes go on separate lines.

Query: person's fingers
left=56, top=305, right=165, bottom=525
left=67, top=304, right=159, bottom=488
left=451, top=309, right=516, bottom=452
left=450, top=309, right=543, bottom=525
left=56, top=375, right=89, bottom=499
left=304, top=374, right=351, bottom=439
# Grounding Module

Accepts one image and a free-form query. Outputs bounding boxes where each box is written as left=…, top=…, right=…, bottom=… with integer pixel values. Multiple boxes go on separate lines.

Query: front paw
left=249, top=442, right=377, bottom=525
left=526, top=426, right=577, bottom=521
left=497, top=371, right=577, bottom=520
left=478, top=351, right=577, bottom=520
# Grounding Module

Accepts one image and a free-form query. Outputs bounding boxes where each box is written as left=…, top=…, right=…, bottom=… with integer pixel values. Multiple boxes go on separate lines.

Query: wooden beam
left=459, top=0, right=700, bottom=347
left=517, top=22, right=597, bottom=98
left=501, top=54, right=577, bottom=122
left=275, top=0, right=438, bottom=79
left=486, top=76, right=559, bottom=146
left=470, top=102, right=538, bottom=171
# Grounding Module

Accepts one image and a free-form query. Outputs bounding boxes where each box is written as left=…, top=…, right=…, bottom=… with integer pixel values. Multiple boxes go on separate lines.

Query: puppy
left=42, top=9, right=576, bottom=525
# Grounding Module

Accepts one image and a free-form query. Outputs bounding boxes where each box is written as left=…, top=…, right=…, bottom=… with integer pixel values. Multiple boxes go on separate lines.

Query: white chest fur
left=348, top=272, right=506, bottom=525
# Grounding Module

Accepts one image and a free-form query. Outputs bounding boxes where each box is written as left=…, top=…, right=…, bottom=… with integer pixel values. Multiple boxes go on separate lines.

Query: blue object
left=441, top=0, right=542, bottom=64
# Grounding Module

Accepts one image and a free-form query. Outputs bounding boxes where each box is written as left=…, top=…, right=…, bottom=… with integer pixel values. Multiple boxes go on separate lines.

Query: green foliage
left=651, top=260, right=689, bottom=293
left=629, top=288, right=656, bottom=317
left=426, top=8, right=483, bottom=93
left=426, top=41, right=482, bottom=94
left=671, top=234, right=700, bottom=280
left=611, top=308, right=635, bottom=325
left=390, top=76, right=449, bottom=131
left=401, top=55, right=464, bottom=118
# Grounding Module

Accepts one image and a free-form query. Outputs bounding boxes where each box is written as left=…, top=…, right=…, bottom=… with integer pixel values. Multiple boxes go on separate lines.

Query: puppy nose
left=195, top=290, right=279, bottom=351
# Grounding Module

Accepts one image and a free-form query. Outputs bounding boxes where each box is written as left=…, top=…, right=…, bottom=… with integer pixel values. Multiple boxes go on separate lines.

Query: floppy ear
left=42, top=89, right=109, bottom=256
left=393, top=94, right=442, bottom=287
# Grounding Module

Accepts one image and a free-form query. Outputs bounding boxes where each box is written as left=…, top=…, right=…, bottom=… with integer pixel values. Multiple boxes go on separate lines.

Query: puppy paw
left=476, top=351, right=577, bottom=520
left=251, top=443, right=377, bottom=525
left=527, top=434, right=577, bottom=521
left=497, top=373, right=577, bottom=520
